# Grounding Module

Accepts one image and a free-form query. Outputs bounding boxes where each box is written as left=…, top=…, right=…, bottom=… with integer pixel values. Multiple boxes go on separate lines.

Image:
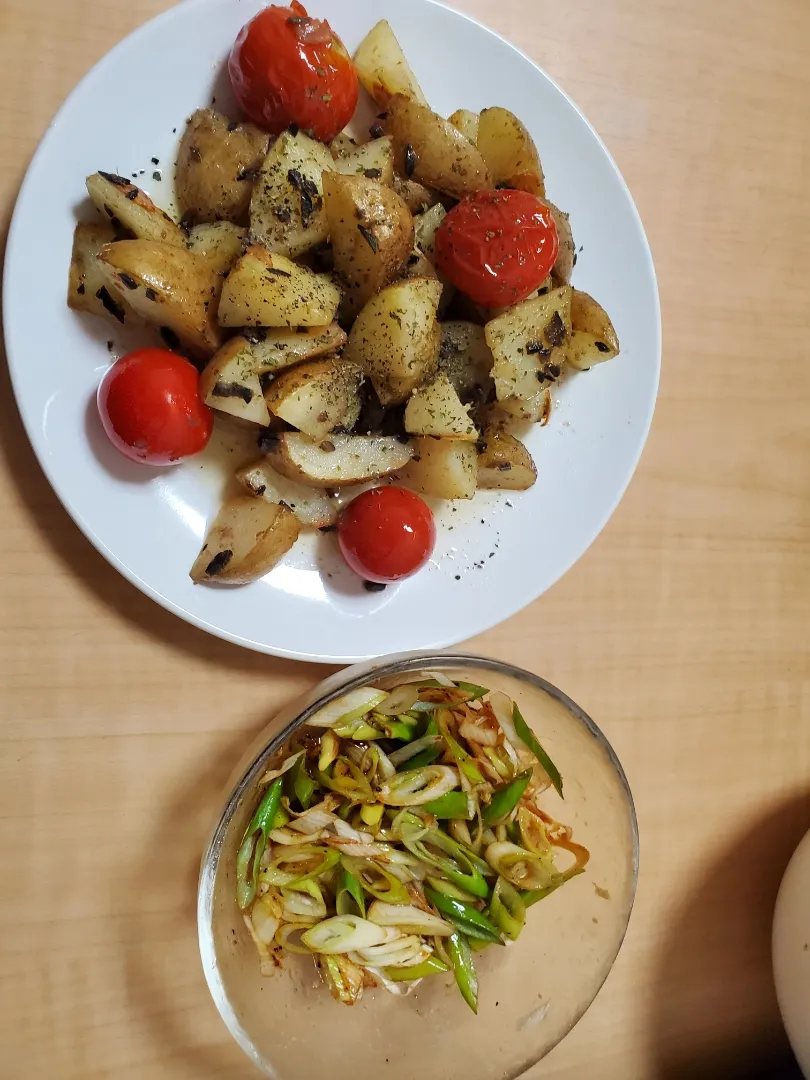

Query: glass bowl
left=198, top=654, right=639, bottom=1080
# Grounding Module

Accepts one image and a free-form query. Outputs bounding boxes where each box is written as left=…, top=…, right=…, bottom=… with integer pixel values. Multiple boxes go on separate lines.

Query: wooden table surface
left=1, top=0, right=809, bottom=1077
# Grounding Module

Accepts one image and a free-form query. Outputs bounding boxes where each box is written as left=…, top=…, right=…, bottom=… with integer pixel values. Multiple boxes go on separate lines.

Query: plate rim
left=2, top=0, right=662, bottom=664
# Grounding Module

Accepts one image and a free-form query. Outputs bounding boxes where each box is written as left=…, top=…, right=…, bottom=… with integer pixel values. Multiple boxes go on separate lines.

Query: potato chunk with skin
left=393, top=175, right=440, bottom=214
left=330, top=136, right=396, bottom=188
left=240, top=324, right=348, bottom=374
left=250, top=130, right=334, bottom=258
left=485, top=286, right=573, bottom=402
left=176, top=109, right=270, bottom=225
left=218, top=247, right=341, bottom=328
left=543, top=201, right=575, bottom=285
left=236, top=459, right=339, bottom=527
left=567, top=290, right=620, bottom=370
left=398, top=438, right=477, bottom=500
left=199, top=338, right=271, bottom=427
left=324, top=173, right=414, bottom=319
left=265, top=433, right=413, bottom=489
left=97, top=240, right=223, bottom=359
left=190, top=497, right=300, bottom=585
left=263, top=359, right=363, bottom=441
left=404, top=374, right=478, bottom=440
left=68, top=222, right=138, bottom=326
left=353, top=20, right=429, bottom=107
left=86, top=172, right=186, bottom=247
left=477, top=431, right=537, bottom=490
left=448, top=109, right=480, bottom=144
left=384, top=95, right=491, bottom=200
left=343, top=277, right=442, bottom=406
left=476, top=107, right=545, bottom=198
left=185, top=222, right=246, bottom=276
left=438, top=321, right=494, bottom=402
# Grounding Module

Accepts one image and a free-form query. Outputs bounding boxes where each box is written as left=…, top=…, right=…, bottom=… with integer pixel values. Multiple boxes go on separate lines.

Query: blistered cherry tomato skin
left=97, top=348, right=213, bottom=466
left=434, top=189, right=559, bottom=309
left=229, top=2, right=359, bottom=143
left=337, top=487, right=436, bottom=584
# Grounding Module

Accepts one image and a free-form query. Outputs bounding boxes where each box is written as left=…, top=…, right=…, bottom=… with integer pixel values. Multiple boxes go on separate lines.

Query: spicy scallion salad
left=236, top=673, right=589, bottom=1012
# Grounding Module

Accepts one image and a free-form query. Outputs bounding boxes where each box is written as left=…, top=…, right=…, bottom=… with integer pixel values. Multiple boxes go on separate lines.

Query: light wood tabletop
left=1, top=0, right=809, bottom=1077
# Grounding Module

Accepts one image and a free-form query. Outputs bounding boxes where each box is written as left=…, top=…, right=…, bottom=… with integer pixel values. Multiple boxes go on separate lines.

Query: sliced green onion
left=250, top=895, right=281, bottom=944
left=390, top=808, right=430, bottom=843
left=482, top=770, right=532, bottom=826
left=512, top=703, right=563, bottom=797
left=319, top=955, right=365, bottom=1003
left=374, top=684, right=420, bottom=716
left=426, top=875, right=480, bottom=904
left=355, top=935, right=427, bottom=967
left=367, top=900, right=454, bottom=936
left=275, top=921, right=315, bottom=954
left=336, top=867, right=366, bottom=918
left=447, top=931, right=478, bottom=1013
left=236, top=777, right=284, bottom=910
left=284, top=754, right=316, bottom=810
left=257, top=749, right=305, bottom=786
left=455, top=682, right=489, bottom=701
left=421, top=791, right=474, bottom=820
left=490, top=877, right=526, bottom=940
left=425, top=887, right=503, bottom=944
left=379, top=766, right=460, bottom=806
left=281, top=886, right=326, bottom=921
left=318, top=731, right=340, bottom=773
left=302, top=914, right=390, bottom=954
left=437, top=710, right=486, bottom=785
left=403, top=829, right=490, bottom=899
left=381, top=955, right=449, bottom=981
left=360, top=803, right=385, bottom=827
left=388, top=733, right=442, bottom=768
left=485, top=841, right=562, bottom=892
left=333, top=719, right=385, bottom=740
left=341, top=856, right=410, bottom=903
left=317, top=758, right=375, bottom=803
left=261, top=845, right=340, bottom=888
left=306, top=687, right=389, bottom=728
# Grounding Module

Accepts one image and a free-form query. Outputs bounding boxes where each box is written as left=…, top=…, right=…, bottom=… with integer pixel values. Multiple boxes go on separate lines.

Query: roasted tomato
left=229, top=2, right=359, bottom=143
left=97, top=348, right=213, bottom=465
left=434, top=188, right=559, bottom=309
left=338, top=487, right=436, bottom=584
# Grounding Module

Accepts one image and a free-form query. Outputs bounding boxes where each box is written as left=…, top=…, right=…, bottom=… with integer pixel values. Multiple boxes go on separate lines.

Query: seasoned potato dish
left=67, top=10, right=619, bottom=590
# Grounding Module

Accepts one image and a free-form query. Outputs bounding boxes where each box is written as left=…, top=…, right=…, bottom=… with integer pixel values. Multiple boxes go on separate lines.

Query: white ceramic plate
left=773, top=827, right=810, bottom=1078
left=3, top=0, right=660, bottom=663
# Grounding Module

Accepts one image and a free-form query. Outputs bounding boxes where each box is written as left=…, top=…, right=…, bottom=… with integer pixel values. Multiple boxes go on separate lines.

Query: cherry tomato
left=434, top=189, right=559, bottom=309
left=97, top=348, right=213, bottom=466
left=338, top=487, right=436, bottom=584
left=229, top=2, right=359, bottom=143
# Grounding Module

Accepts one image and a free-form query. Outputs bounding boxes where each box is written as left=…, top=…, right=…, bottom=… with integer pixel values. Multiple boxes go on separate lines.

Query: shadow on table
left=649, top=792, right=810, bottom=1080
left=0, top=207, right=337, bottom=679
left=123, top=721, right=268, bottom=1079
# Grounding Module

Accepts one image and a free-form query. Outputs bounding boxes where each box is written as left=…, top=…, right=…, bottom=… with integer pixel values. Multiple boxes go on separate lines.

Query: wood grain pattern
left=1, top=1, right=809, bottom=1077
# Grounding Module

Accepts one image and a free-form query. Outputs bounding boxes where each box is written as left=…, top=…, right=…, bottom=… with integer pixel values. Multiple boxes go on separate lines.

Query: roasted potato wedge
left=190, top=497, right=300, bottom=585
left=438, top=321, right=495, bottom=402
left=482, top=392, right=552, bottom=427
left=400, top=249, right=438, bottom=282
left=250, top=130, right=334, bottom=257
left=385, top=95, right=491, bottom=200
left=344, top=276, right=442, bottom=405
left=477, top=430, right=537, bottom=490
left=242, top=324, right=348, bottom=373
left=86, top=172, right=185, bottom=247
left=476, top=107, right=545, bottom=197
left=393, top=175, right=441, bottom=214
left=404, top=374, right=478, bottom=440
left=219, top=246, right=341, bottom=328
left=330, top=135, right=396, bottom=187
left=97, top=240, right=223, bottom=358
left=265, top=433, right=413, bottom=488
left=176, top=109, right=270, bottom=225
left=567, top=290, right=620, bottom=369
left=448, top=109, right=480, bottom=144
left=324, top=173, right=414, bottom=319
left=186, top=221, right=246, bottom=275
left=543, top=201, right=575, bottom=285
left=199, top=338, right=271, bottom=426
left=413, top=203, right=446, bottom=262
left=398, top=437, right=477, bottom=500
left=236, top=459, right=339, bottom=527
left=67, top=222, right=138, bottom=326
left=353, top=19, right=428, bottom=107
left=263, top=359, right=363, bottom=441
left=486, top=286, right=573, bottom=401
